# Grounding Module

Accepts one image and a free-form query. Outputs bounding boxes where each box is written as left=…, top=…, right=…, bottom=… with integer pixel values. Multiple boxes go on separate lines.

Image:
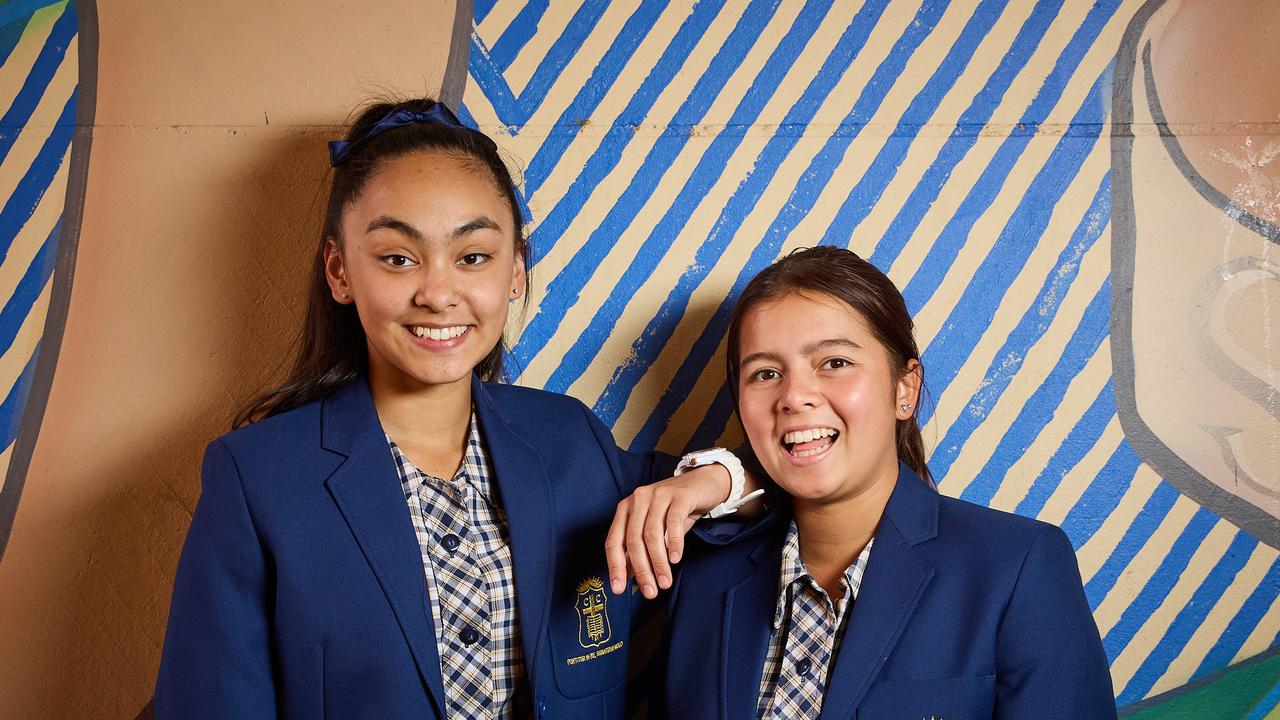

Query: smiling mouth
left=407, top=325, right=471, bottom=341
left=782, top=427, right=839, bottom=458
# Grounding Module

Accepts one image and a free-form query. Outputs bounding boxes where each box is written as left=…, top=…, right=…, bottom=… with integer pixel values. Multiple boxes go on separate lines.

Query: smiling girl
left=153, top=98, right=750, bottom=720
left=652, top=247, right=1115, bottom=719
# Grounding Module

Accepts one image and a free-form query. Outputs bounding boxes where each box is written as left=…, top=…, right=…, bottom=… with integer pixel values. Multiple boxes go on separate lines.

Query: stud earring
left=340, top=292, right=348, bottom=299
left=900, top=403, right=912, bottom=412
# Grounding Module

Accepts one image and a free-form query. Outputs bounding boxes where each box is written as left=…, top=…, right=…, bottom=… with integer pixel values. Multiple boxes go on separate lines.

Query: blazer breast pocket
left=856, top=676, right=995, bottom=719
left=548, top=535, right=631, bottom=699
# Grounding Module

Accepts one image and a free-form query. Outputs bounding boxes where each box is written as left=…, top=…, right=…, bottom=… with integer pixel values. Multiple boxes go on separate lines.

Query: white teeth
left=782, top=428, right=837, bottom=445
left=411, top=325, right=467, bottom=340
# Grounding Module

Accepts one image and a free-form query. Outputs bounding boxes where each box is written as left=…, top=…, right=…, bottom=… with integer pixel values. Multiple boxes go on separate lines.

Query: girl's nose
left=414, top=263, right=461, bottom=312
left=778, top=375, right=821, bottom=413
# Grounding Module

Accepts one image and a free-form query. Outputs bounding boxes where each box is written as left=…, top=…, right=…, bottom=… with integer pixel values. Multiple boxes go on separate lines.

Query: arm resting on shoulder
left=155, top=440, right=277, bottom=719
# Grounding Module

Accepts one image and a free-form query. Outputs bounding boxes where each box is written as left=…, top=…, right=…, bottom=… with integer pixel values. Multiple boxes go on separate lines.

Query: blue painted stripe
left=813, top=0, right=1010, bottom=246
left=468, top=0, right=609, bottom=126
left=0, top=89, right=75, bottom=258
left=0, top=339, right=40, bottom=448
left=510, top=0, right=786, bottom=369
left=0, top=0, right=59, bottom=28
left=0, top=220, right=59, bottom=355
left=909, top=72, right=1109, bottom=429
left=1193, top=557, right=1280, bottom=680
left=1244, top=681, right=1280, bottom=720
left=486, top=0, right=549, bottom=73
left=517, top=0, right=725, bottom=255
left=523, top=0, right=665, bottom=197
left=0, top=1, right=74, bottom=167
left=1056, top=439, right=1142, bottom=546
left=1010, top=381, right=1115, bottom=518
left=934, top=176, right=1109, bottom=495
left=1083, top=482, right=1181, bottom=611
left=933, top=275, right=1109, bottom=491
left=870, top=0, right=1120, bottom=270
left=474, top=0, right=496, bottom=25
left=544, top=0, right=852, bottom=395
left=1102, top=507, right=1219, bottom=663
left=1117, top=530, right=1260, bottom=705
left=598, top=0, right=954, bottom=434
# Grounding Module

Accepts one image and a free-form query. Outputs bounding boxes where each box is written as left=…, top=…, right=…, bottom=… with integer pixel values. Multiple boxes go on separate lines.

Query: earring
left=900, top=403, right=912, bottom=412
left=340, top=292, right=348, bottom=299
left=511, top=288, right=520, bottom=297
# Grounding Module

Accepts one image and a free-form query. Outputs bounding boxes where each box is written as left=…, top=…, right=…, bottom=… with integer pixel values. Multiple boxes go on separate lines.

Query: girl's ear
left=324, top=237, right=353, bottom=304
left=896, top=358, right=922, bottom=420
left=510, top=249, right=527, bottom=301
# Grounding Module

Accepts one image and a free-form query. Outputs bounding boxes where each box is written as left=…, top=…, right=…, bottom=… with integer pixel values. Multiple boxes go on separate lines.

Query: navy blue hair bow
left=328, top=102, right=474, bottom=167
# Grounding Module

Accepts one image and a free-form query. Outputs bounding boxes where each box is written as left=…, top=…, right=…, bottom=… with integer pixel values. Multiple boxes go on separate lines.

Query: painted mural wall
left=0, top=0, right=1276, bottom=717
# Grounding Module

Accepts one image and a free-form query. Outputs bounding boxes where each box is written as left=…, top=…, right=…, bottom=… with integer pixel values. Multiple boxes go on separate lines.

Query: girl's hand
left=604, top=464, right=731, bottom=599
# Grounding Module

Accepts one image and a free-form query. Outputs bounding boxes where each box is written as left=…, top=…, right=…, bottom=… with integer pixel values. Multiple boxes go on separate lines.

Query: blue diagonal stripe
left=474, top=0, right=496, bottom=25
left=469, top=0, right=610, bottom=126
left=487, top=0, right=549, bottom=73
left=908, top=71, right=1109, bottom=425
left=0, top=339, right=40, bottom=449
left=1194, top=556, right=1280, bottom=680
left=0, top=89, right=75, bottom=258
left=933, top=176, right=1110, bottom=495
left=870, top=0, right=1121, bottom=270
left=1010, top=382, right=1115, bottom=518
left=1102, top=506, right=1219, bottom=663
left=0, top=1, right=74, bottom=166
left=522, top=0, right=665, bottom=196
left=1084, top=482, right=1181, bottom=611
left=0, top=0, right=59, bottom=29
left=1117, top=530, right=1259, bottom=705
left=0, top=12, right=33, bottom=69
left=511, top=0, right=785, bottom=369
left=0, top=219, right=59, bottom=355
left=934, top=276, right=1110, bottom=489
left=1245, top=681, right=1280, bottom=720
left=1057, top=439, right=1142, bottom=546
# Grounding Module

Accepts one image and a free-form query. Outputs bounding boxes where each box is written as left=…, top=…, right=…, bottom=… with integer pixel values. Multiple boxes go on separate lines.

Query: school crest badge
left=574, top=576, right=612, bottom=649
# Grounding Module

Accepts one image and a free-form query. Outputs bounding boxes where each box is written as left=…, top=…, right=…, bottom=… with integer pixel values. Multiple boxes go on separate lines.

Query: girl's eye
left=824, top=357, right=851, bottom=370
left=749, top=368, right=780, bottom=383
left=383, top=254, right=414, bottom=268
left=459, top=253, right=491, bottom=266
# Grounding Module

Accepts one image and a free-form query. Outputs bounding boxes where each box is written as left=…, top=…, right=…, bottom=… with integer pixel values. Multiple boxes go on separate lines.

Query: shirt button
left=459, top=626, right=481, bottom=645
left=796, top=657, right=812, bottom=677
left=440, top=533, right=461, bottom=552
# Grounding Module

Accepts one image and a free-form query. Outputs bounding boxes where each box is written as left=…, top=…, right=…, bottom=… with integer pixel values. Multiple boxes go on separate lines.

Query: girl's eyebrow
left=365, top=215, right=502, bottom=241
left=740, top=338, right=862, bottom=367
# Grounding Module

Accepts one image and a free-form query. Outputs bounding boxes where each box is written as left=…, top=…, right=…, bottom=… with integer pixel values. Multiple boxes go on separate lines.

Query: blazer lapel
left=722, top=533, right=785, bottom=720
left=321, top=380, right=447, bottom=713
left=819, top=467, right=939, bottom=720
left=471, top=377, right=557, bottom=684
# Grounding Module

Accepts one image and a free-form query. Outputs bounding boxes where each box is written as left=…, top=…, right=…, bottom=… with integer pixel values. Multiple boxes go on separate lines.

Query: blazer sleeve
left=994, top=525, right=1117, bottom=719
left=154, top=440, right=277, bottom=719
left=575, top=398, right=679, bottom=496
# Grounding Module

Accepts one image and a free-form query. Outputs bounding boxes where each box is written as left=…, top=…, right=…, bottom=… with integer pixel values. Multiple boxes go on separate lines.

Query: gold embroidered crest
left=574, top=576, right=612, bottom=649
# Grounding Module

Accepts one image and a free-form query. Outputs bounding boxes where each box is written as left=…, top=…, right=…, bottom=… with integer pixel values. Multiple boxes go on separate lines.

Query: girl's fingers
left=643, top=494, right=675, bottom=590
left=605, top=502, right=631, bottom=595
left=665, top=496, right=699, bottom=565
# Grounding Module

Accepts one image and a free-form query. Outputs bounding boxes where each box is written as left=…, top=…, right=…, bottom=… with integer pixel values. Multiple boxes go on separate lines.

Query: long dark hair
left=233, top=97, right=530, bottom=428
left=725, top=246, right=933, bottom=486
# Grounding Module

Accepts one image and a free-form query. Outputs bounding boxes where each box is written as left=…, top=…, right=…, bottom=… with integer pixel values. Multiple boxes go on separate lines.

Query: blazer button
left=459, top=626, right=481, bottom=645
left=795, top=657, right=812, bottom=677
left=441, top=534, right=461, bottom=552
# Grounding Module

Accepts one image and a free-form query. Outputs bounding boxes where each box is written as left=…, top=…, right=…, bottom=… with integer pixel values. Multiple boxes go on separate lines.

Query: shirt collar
left=388, top=412, right=500, bottom=506
left=772, top=520, right=875, bottom=629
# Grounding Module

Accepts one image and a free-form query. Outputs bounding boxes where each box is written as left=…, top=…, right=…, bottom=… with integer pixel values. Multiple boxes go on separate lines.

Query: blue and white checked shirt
left=756, top=521, right=874, bottom=719
left=387, top=414, right=529, bottom=719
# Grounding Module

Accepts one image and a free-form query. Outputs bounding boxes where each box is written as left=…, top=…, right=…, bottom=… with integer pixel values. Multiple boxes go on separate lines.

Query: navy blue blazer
left=661, top=464, right=1117, bottom=720
left=155, top=376, right=674, bottom=719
